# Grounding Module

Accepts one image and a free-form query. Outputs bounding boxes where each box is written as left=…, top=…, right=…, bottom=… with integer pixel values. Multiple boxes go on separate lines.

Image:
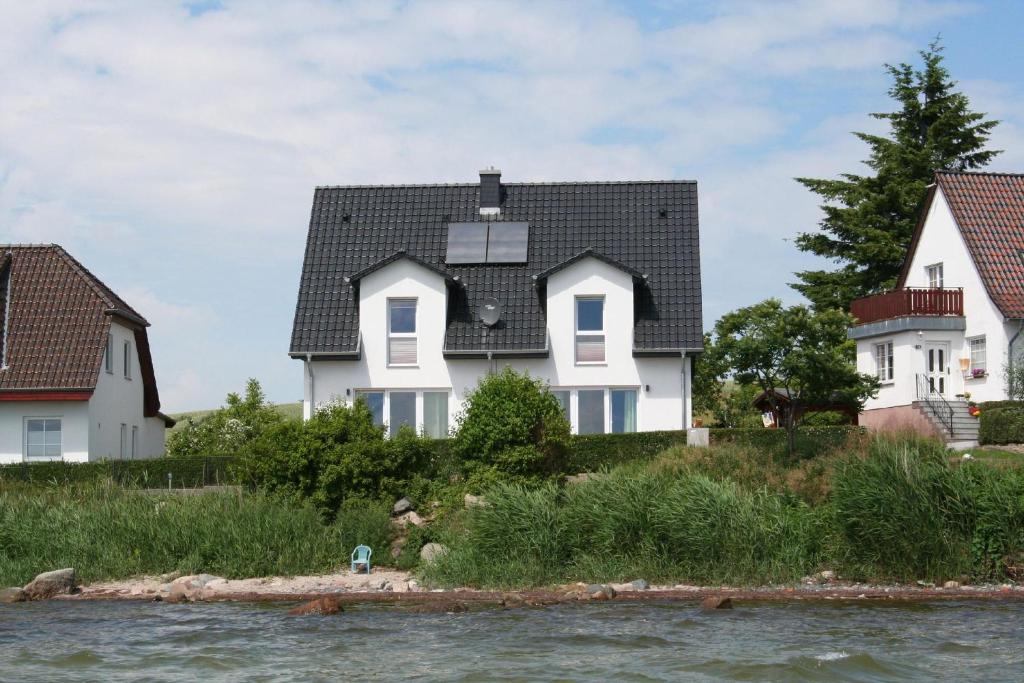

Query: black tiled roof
left=290, top=179, right=703, bottom=356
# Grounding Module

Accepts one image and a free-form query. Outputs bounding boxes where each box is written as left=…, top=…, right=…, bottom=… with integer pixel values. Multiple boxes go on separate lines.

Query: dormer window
left=926, top=263, right=944, bottom=288
left=575, top=296, right=605, bottom=363
left=388, top=298, right=417, bottom=366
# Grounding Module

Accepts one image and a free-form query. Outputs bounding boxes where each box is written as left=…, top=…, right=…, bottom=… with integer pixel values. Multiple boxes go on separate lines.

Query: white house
left=289, top=169, right=704, bottom=436
left=848, top=171, right=1024, bottom=446
left=0, top=245, right=174, bottom=463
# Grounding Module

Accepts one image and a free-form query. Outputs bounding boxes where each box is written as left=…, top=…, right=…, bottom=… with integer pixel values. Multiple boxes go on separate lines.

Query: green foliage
left=234, top=401, right=432, bottom=511
left=453, top=368, right=571, bottom=480
left=335, top=501, right=394, bottom=559
left=0, top=456, right=236, bottom=488
left=710, top=383, right=762, bottom=428
left=979, top=407, right=1024, bottom=446
left=0, top=483, right=391, bottom=586
left=566, top=431, right=689, bottom=472
left=691, top=332, right=724, bottom=416
left=792, top=41, right=1000, bottom=310
left=1002, top=360, right=1024, bottom=402
left=167, top=379, right=286, bottom=457
left=710, top=426, right=862, bottom=461
left=713, top=298, right=878, bottom=454
left=801, top=410, right=854, bottom=426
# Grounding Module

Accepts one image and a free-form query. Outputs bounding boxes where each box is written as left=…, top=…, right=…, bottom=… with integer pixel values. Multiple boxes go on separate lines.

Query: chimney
left=479, top=167, right=501, bottom=216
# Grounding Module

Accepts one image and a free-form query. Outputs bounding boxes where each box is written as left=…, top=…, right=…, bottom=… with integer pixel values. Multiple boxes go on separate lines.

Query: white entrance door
left=925, top=342, right=950, bottom=396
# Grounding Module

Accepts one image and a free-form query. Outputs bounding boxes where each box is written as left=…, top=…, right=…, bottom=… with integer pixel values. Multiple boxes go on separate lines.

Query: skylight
left=445, top=222, right=529, bottom=264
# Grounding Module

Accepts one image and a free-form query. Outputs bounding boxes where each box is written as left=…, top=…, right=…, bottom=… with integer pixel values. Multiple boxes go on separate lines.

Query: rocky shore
left=4, top=567, right=1023, bottom=612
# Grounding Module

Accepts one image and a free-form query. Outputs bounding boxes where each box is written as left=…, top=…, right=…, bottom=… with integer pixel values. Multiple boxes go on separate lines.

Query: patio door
left=925, top=342, right=949, bottom=396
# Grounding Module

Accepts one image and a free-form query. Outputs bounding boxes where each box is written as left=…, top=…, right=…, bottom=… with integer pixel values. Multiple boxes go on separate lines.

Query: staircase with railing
left=913, top=374, right=979, bottom=446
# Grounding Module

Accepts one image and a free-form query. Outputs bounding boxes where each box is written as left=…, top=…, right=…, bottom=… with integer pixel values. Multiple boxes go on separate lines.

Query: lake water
left=1, top=599, right=1022, bottom=681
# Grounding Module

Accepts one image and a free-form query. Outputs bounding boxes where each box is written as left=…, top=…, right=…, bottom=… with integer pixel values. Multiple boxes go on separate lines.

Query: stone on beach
left=943, top=580, right=960, bottom=589
left=700, top=596, right=733, bottom=611
left=288, top=597, right=343, bottom=616
left=23, top=568, right=78, bottom=600
left=0, top=587, right=27, bottom=603
left=464, top=493, right=485, bottom=509
left=393, top=497, right=414, bottom=515
left=394, top=511, right=425, bottom=528
left=420, top=543, right=448, bottom=565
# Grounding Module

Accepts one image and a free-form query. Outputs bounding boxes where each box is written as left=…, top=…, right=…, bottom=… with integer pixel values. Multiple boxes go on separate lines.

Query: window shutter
left=389, top=337, right=417, bottom=365
left=576, top=335, right=605, bottom=363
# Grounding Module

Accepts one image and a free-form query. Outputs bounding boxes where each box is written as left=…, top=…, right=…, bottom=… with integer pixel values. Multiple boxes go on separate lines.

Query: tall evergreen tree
left=792, top=40, right=1000, bottom=311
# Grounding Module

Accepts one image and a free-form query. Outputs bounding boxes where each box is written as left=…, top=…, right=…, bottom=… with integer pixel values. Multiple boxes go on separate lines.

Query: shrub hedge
left=0, top=456, right=236, bottom=489
left=0, top=426, right=862, bottom=489
left=979, top=407, right=1024, bottom=445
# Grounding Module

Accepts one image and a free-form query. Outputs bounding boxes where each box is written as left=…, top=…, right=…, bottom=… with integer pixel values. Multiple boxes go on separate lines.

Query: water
left=2, top=599, right=1023, bottom=681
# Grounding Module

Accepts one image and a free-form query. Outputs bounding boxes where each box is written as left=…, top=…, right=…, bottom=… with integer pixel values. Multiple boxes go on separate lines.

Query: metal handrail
left=916, top=373, right=954, bottom=435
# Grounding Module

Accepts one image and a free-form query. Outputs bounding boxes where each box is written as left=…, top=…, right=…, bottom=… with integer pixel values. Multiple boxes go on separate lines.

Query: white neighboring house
left=849, top=171, right=1024, bottom=446
left=289, top=169, right=704, bottom=435
left=0, top=245, right=174, bottom=463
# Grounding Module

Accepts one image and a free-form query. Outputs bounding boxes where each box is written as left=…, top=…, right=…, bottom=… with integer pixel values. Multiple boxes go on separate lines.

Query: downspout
left=681, top=351, right=688, bottom=430
left=305, top=353, right=315, bottom=418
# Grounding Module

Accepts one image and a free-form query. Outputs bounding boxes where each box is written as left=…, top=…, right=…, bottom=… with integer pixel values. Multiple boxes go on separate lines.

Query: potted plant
left=971, top=367, right=987, bottom=379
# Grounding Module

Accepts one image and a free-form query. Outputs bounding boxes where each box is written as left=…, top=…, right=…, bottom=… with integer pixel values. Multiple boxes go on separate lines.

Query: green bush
left=567, top=431, right=689, bottom=472
left=167, top=379, right=286, bottom=458
left=452, top=368, right=571, bottom=481
left=0, top=483, right=391, bottom=585
left=977, top=400, right=1024, bottom=412
left=801, top=410, right=854, bottom=426
left=710, top=426, right=861, bottom=460
left=979, top=407, right=1024, bottom=445
left=0, top=456, right=236, bottom=489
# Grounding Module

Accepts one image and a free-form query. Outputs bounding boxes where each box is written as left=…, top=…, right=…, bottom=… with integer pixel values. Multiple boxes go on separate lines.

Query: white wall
left=88, top=320, right=164, bottom=459
left=0, top=401, right=90, bottom=464
left=303, top=256, right=690, bottom=432
left=901, top=189, right=1009, bottom=403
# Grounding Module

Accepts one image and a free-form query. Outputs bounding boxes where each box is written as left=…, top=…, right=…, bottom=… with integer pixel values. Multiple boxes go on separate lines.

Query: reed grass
left=0, top=482, right=392, bottom=586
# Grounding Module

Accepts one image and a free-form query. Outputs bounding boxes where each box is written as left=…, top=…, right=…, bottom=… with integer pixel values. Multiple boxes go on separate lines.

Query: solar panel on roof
left=446, top=223, right=488, bottom=263
left=486, top=222, right=529, bottom=263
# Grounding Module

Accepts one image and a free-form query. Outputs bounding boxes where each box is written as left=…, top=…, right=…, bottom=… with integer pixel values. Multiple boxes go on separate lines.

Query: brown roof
left=0, top=245, right=164, bottom=416
left=899, top=172, right=1024, bottom=318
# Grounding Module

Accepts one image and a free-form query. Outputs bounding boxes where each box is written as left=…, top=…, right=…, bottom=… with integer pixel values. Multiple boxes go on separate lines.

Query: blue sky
left=2, top=0, right=1022, bottom=411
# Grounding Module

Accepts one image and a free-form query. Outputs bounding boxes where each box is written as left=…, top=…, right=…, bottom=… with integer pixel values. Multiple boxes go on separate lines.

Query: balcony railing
left=850, top=287, right=963, bottom=325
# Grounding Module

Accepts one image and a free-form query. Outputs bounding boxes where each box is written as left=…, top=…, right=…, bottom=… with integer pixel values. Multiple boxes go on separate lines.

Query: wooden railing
left=850, top=287, right=963, bottom=325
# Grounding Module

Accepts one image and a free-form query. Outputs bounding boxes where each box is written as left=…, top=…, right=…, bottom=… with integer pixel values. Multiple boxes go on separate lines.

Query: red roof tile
left=901, top=172, right=1024, bottom=319
left=0, top=245, right=163, bottom=416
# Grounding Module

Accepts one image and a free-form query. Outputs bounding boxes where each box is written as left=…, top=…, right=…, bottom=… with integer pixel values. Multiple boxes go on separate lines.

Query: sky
left=2, top=0, right=1023, bottom=412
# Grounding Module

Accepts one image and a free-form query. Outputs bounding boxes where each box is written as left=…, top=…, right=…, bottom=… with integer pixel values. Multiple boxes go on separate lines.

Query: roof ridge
left=315, top=179, right=697, bottom=190
left=937, top=170, right=1024, bottom=178
left=48, top=245, right=149, bottom=326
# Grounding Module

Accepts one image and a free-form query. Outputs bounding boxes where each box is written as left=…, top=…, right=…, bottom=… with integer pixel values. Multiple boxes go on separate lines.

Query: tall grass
left=0, top=483, right=392, bottom=586
left=424, top=434, right=1024, bottom=588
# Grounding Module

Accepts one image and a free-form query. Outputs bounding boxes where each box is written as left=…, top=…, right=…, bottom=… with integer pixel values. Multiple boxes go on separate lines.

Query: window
left=120, top=423, right=128, bottom=459
left=105, top=334, right=113, bottom=373
left=577, top=389, right=605, bottom=434
left=575, top=297, right=605, bottom=363
left=123, top=340, right=132, bottom=379
left=388, top=299, right=417, bottom=365
left=611, top=389, right=638, bottom=433
left=131, top=426, right=138, bottom=460
left=355, top=391, right=385, bottom=427
left=25, top=418, right=61, bottom=460
left=551, top=390, right=571, bottom=424
left=926, top=263, right=944, bottom=288
left=875, top=342, right=894, bottom=382
left=969, top=336, right=987, bottom=374
left=388, top=392, right=416, bottom=437
left=422, top=392, right=449, bottom=438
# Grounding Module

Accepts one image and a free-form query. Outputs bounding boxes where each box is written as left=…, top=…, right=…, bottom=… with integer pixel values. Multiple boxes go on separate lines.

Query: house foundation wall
left=858, top=405, right=943, bottom=440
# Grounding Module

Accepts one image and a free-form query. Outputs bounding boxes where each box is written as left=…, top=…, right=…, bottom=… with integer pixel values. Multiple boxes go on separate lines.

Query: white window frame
left=574, top=295, right=606, bottom=365
left=105, top=333, right=114, bottom=374
left=353, top=388, right=452, bottom=439
left=387, top=298, right=418, bottom=367
left=968, top=336, right=987, bottom=375
left=874, top=341, right=894, bottom=383
left=131, top=425, right=139, bottom=459
left=550, top=387, right=641, bottom=435
left=123, top=340, right=132, bottom=379
left=926, top=263, right=944, bottom=289
left=24, top=417, right=63, bottom=461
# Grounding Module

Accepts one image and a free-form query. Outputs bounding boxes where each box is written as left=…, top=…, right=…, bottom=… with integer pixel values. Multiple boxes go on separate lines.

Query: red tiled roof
left=930, top=172, right=1024, bottom=318
left=0, top=245, right=163, bottom=416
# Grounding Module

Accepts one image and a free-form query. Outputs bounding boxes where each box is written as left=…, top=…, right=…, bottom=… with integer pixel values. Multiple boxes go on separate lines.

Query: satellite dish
left=478, top=297, right=503, bottom=327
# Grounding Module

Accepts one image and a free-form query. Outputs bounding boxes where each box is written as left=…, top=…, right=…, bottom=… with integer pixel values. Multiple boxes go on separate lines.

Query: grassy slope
left=167, top=402, right=303, bottom=435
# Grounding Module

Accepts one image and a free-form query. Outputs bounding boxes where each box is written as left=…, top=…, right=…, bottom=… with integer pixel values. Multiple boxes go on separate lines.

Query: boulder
left=464, top=493, right=485, bottom=509
left=565, top=473, right=593, bottom=485
left=407, top=579, right=421, bottom=592
left=367, top=578, right=392, bottom=592
left=584, top=584, right=617, bottom=600
left=700, top=596, right=733, bottom=611
left=158, top=570, right=183, bottom=583
left=420, top=543, right=449, bottom=565
left=500, top=592, right=527, bottom=609
left=0, top=587, right=27, bottom=603
left=23, top=568, right=78, bottom=600
left=393, top=497, right=414, bottom=515
left=943, top=580, right=961, bottom=589
left=394, top=511, right=425, bottom=528
left=631, top=579, right=650, bottom=591
left=288, top=597, right=343, bottom=616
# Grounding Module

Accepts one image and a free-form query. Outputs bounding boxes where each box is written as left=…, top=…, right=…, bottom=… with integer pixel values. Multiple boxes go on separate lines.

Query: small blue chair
left=351, top=545, right=372, bottom=574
